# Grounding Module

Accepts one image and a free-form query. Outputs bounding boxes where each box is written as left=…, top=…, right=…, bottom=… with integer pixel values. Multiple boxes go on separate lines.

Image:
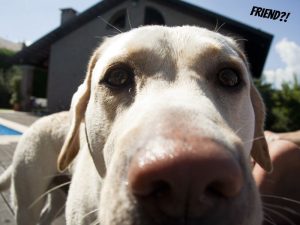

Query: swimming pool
left=0, top=124, right=22, bottom=135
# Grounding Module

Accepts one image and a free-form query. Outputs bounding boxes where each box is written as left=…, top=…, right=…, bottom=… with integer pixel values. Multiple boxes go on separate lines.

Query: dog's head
left=58, top=26, right=271, bottom=225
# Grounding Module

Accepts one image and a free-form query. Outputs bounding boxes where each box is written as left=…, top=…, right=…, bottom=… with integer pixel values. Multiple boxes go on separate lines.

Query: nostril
left=129, top=174, right=172, bottom=198
left=205, top=182, right=227, bottom=199
left=204, top=171, right=243, bottom=199
left=150, top=180, right=172, bottom=198
left=205, top=182, right=234, bottom=200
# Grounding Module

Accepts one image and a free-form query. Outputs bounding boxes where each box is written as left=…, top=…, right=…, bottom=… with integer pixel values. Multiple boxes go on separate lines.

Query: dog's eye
left=102, top=66, right=133, bottom=88
left=218, top=69, right=240, bottom=87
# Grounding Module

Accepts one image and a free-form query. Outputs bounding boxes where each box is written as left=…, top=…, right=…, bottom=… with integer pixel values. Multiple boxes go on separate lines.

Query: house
left=11, top=0, right=273, bottom=112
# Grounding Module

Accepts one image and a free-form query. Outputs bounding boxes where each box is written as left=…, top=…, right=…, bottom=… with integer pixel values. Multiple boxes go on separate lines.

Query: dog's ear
left=250, top=84, right=273, bottom=172
left=57, top=49, right=100, bottom=172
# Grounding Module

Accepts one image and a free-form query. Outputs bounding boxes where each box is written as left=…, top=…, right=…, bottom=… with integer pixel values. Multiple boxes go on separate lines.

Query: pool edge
left=0, top=118, right=28, bottom=133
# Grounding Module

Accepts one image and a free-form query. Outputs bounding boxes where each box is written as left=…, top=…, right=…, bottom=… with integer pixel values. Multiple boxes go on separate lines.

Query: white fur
left=61, top=26, right=270, bottom=225
left=0, top=111, right=70, bottom=225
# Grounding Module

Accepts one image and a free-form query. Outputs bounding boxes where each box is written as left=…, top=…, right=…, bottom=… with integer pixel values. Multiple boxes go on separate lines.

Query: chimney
left=60, top=8, right=77, bottom=25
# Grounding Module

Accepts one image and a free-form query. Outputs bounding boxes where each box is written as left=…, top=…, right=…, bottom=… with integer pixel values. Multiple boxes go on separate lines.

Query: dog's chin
left=100, top=188, right=262, bottom=225
left=102, top=205, right=254, bottom=225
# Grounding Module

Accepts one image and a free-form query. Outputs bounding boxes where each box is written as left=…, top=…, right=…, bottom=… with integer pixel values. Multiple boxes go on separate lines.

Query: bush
left=0, top=48, right=20, bottom=108
left=9, top=72, right=22, bottom=105
left=0, top=48, right=15, bottom=69
left=0, top=66, right=22, bottom=108
left=255, top=75, right=300, bottom=132
left=0, top=72, right=11, bottom=108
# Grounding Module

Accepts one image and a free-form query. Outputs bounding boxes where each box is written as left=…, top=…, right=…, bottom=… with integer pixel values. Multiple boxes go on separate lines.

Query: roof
left=11, top=0, right=126, bottom=68
left=11, top=0, right=273, bottom=77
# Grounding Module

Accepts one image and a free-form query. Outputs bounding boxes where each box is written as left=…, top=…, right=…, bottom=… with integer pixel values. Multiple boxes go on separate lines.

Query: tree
left=255, top=75, right=300, bottom=132
left=0, top=48, right=22, bottom=109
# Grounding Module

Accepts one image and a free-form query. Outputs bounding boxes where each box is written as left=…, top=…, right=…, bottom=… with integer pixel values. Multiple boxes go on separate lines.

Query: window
left=144, top=7, right=165, bottom=25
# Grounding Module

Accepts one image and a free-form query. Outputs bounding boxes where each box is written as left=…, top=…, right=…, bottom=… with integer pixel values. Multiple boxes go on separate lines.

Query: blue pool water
left=0, top=124, right=22, bottom=135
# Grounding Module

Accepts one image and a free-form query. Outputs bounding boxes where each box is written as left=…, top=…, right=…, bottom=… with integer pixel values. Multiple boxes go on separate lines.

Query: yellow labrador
left=0, top=111, right=70, bottom=225
left=58, top=25, right=272, bottom=225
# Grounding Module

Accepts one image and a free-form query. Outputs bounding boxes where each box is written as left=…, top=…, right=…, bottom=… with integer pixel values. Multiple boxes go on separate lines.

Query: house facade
left=12, top=0, right=273, bottom=113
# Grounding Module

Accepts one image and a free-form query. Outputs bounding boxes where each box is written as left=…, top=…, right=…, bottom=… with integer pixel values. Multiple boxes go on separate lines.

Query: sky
left=0, top=0, right=299, bottom=87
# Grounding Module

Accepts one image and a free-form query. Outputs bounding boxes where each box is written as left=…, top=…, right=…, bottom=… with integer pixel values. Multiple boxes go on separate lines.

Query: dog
left=57, top=25, right=273, bottom=225
left=0, top=111, right=70, bottom=225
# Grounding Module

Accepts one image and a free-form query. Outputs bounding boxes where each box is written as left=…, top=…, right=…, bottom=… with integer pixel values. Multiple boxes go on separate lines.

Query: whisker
left=264, top=207, right=296, bottom=225
left=127, top=8, right=132, bottom=30
left=214, top=19, right=219, bottom=32
left=98, top=16, right=122, bottom=33
left=42, top=174, right=70, bottom=179
left=243, top=135, right=265, bottom=145
left=233, top=127, right=243, bottom=136
left=264, top=203, right=300, bottom=216
left=263, top=214, right=277, bottom=225
left=90, top=219, right=100, bottom=225
left=82, top=208, right=100, bottom=220
left=29, top=181, right=71, bottom=209
left=41, top=201, right=66, bottom=219
left=215, top=22, right=226, bottom=33
left=262, top=194, right=300, bottom=205
left=233, top=123, right=253, bottom=136
left=234, top=38, right=248, bottom=42
left=54, top=202, right=66, bottom=218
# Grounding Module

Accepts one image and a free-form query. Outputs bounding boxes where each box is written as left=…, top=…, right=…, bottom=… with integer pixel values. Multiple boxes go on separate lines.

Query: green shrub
left=0, top=48, right=15, bottom=69
left=0, top=66, right=22, bottom=108
left=255, top=75, right=300, bottom=132
left=9, top=72, right=22, bottom=105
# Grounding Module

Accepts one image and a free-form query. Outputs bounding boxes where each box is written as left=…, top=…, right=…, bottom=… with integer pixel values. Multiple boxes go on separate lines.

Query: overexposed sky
left=0, top=0, right=299, bottom=87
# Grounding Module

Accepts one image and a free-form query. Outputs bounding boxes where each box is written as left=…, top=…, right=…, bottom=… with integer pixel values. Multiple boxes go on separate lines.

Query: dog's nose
left=128, top=136, right=243, bottom=218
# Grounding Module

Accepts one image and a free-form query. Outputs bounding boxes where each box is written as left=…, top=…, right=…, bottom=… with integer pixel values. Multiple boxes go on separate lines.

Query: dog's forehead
left=102, top=26, right=240, bottom=61
left=92, top=26, right=247, bottom=84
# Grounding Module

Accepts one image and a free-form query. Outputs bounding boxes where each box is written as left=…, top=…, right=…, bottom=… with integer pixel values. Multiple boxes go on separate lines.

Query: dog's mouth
left=128, top=185, right=248, bottom=225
